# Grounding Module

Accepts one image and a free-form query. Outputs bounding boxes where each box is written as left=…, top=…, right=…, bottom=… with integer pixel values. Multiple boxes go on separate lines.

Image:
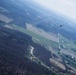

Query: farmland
left=4, top=24, right=59, bottom=49
left=0, top=13, right=13, bottom=23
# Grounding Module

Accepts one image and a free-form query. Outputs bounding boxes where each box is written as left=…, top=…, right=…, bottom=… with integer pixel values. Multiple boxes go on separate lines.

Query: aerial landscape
left=0, top=0, right=76, bottom=75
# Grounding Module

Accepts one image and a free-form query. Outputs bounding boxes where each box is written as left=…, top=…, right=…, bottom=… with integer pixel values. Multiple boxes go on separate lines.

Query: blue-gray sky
left=32, top=0, right=76, bottom=20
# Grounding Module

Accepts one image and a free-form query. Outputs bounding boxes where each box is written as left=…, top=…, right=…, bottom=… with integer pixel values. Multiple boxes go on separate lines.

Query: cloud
left=32, top=0, right=76, bottom=20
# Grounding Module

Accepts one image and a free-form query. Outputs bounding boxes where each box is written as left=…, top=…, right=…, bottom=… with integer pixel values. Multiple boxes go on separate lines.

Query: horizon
left=32, top=0, right=76, bottom=20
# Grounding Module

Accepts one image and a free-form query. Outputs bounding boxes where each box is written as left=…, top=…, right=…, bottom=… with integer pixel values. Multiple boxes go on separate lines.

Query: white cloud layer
left=32, top=0, right=76, bottom=20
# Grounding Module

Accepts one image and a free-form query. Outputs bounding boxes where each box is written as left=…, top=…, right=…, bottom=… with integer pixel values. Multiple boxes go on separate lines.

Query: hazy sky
left=32, top=0, right=76, bottom=20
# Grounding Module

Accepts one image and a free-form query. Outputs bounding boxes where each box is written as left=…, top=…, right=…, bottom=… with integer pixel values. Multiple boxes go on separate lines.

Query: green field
left=59, top=34, right=76, bottom=50
left=8, top=24, right=58, bottom=49
left=6, top=24, right=76, bottom=53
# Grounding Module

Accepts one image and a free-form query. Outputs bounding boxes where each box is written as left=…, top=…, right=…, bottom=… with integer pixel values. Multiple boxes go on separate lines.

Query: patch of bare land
left=48, top=47, right=62, bottom=62
left=50, top=58, right=66, bottom=70
left=0, top=13, right=13, bottom=23
left=26, top=23, right=59, bottom=42
left=32, top=37, right=40, bottom=42
left=4, top=25, right=14, bottom=29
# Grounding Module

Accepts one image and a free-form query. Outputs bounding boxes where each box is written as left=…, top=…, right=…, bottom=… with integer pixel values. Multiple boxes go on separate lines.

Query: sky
left=32, top=0, right=76, bottom=20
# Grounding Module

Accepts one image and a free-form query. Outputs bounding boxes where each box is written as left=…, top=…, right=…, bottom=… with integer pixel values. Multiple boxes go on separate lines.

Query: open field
left=4, top=24, right=59, bottom=49
left=5, top=24, right=76, bottom=58
left=60, top=35, right=76, bottom=49
left=26, top=23, right=59, bottom=43
left=50, top=58, right=66, bottom=70
left=59, top=35, right=76, bottom=58
left=0, top=13, right=13, bottom=23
